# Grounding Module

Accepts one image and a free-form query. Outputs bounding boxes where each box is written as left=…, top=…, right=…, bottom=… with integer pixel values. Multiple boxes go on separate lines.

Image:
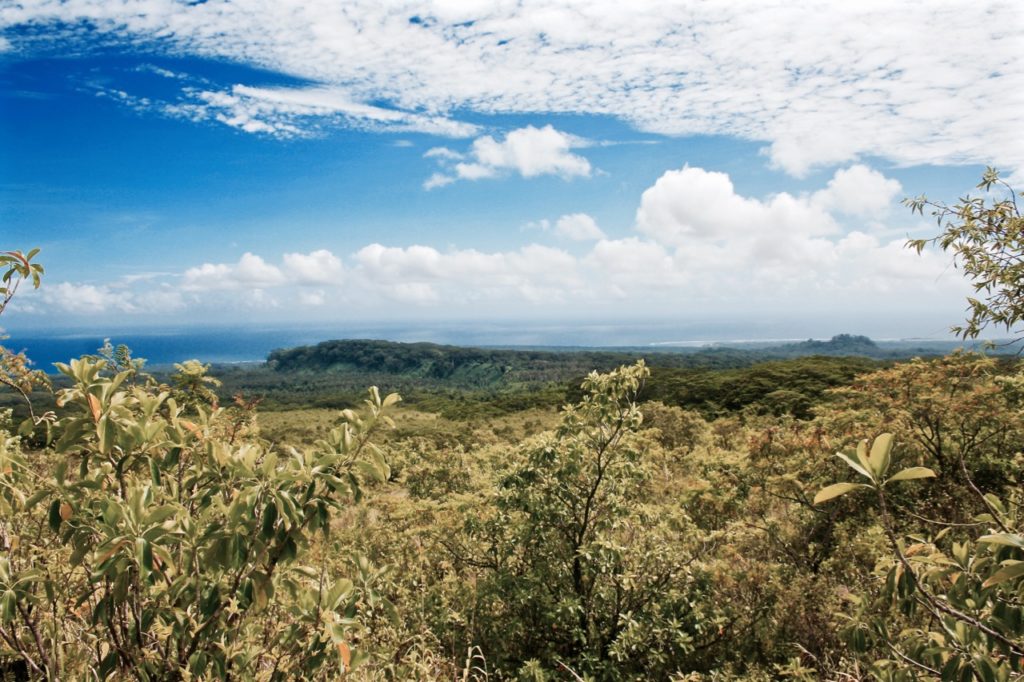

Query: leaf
left=885, top=467, right=937, bottom=484
left=868, top=433, right=894, bottom=477
left=180, top=420, right=201, bottom=438
left=1, top=590, right=16, bottom=623
left=325, top=579, right=354, bottom=611
left=87, top=393, right=102, bottom=422
left=978, top=533, right=1024, bottom=549
left=48, top=499, right=62, bottom=532
left=145, top=505, right=178, bottom=525
left=24, top=489, right=48, bottom=510
left=95, top=538, right=130, bottom=567
left=814, top=482, right=870, bottom=505
left=97, top=414, right=116, bottom=455
left=835, top=452, right=873, bottom=480
left=337, top=641, right=352, bottom=671
left=982, top=561, right=1024, bottom=588
left=260, top=501, right=278, bottom=539
left=136, top=537, right=153, bottom=581
left=855, top=439, right=871, bottom=472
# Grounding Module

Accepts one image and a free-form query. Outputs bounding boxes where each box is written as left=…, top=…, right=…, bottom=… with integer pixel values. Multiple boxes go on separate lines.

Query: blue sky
left=2, top=2, right=1020, bottom=340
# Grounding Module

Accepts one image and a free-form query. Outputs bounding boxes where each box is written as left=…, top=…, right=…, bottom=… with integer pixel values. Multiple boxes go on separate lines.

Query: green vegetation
left=3, top=171, right=1024, bottom=680
left=908, top=167, right=1024, bottom=340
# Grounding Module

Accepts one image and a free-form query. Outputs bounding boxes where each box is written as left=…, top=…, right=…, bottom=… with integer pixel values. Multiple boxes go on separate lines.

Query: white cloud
left=1, top=2, right=1019, bottom=174
left=554, top=213, right=605, bottom=241
left=182, top=252, right=285, bottom=291
left=468, top=126, right=590, bottom=178
left=424, top=147, right=462, bottom=160
left=352, top=242, right=582, bottom=303
left=635, top=166, right=839, bottom=250
left=36, top=281, right=185, bottom=315
left=130, top=287, right=186, bottom=312
left=283, top=249, right=344, bottom=285
left=41, top=283, right=125, bottom=314
left=298, top=289, right=326, bottom=306
left=423, top=172, right=455, bottom=190
left=812, top=164, right=903, bottom=218
left=623, top=164, right=965, bottom=306
left=12, top=167, right=969, bottom=323
left=136, top=63, right=188, bottom=80
left=426, top=125, right=591, bottom=186
left=161, top=84, right=479, bottom=138
left=585, top=237, right=681, bottom=289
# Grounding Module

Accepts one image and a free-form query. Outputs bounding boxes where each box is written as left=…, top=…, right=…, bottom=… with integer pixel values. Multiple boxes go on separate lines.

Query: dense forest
left=2, top=172, right=1024, bottom=680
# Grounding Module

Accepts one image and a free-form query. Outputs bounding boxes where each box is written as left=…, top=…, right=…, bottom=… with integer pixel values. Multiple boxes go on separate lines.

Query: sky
left=2, top=1, right=1022, bottom=341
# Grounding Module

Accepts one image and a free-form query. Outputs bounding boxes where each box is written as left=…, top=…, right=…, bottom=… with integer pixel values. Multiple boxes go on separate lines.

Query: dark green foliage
left=644, top=355, right=881, bottom=418
left=265, top=336, right=976, bottom=387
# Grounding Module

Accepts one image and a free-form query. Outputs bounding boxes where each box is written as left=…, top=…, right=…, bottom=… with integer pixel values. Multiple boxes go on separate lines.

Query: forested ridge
left=264, top=333, right=958, bottom=380
left=2, top=172, right=1024, bottom=680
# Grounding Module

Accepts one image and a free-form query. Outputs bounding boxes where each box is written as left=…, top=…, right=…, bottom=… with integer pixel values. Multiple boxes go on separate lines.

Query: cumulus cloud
left=584, top=238, right=681, bottom=290
left=13, top=166, right=968, bottom=323
left=623, top=164, right=964, bottom=307
left=426, top=125, right=591, bottom=187
left=811, top=164, right=904, bottom=218
left=37, top=281, right=185, bottom=315
left=283, top=249, right=344, bottom=285
left=41, top=283, right=126, bottom=314
left=182, top=253, right=286, bottom=291
left=353, top=242, right=582, bottom=302
left=554, top=213, right=605, bottom=241
left=1, top=2, right=1019, bottom=174
left=635, top=166, right=840, bottom=250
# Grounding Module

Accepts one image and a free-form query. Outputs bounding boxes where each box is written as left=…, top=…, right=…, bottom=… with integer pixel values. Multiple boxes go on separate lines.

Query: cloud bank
left=19, top=165, right=967, bottom=324
left=2, top=1, right=1020, bottom=174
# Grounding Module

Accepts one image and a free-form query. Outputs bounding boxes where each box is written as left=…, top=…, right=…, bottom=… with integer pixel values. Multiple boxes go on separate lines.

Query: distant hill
left=258, top=337, right=893, bottom=418
left=263, top=334, right=970, bottom=388
left=198, top=334, right=1016, bottom=416
left=775, top=333, right=878, bottom=355
left=266, top=338, right=669, bottom=387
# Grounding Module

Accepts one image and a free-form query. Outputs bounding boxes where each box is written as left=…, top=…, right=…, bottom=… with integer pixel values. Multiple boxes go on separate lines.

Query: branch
left=877, top=487, right=1024, bottom=658
left=886, top=642, right=941, bottom=677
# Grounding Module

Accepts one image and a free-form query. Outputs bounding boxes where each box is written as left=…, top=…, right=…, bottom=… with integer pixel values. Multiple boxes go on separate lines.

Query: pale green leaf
left=868, top=433, right=894, bottom=477
left=978, top=533, right=1024, bottom=549
left=982, top=561, right=1024, bottom=588
left=835, top=452, right=873, bottom=480
left=814, top=482, right=871, bottom=505
left=885, top=467, right=936, bottom=484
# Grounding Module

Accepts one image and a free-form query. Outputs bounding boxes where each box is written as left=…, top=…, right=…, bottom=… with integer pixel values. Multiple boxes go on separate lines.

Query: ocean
left=3, top=317, right=961, bottom=371
left=4, top=319, right=801, bottom=369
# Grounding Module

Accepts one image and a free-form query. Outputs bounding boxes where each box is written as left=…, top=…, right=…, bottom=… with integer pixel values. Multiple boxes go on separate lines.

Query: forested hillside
left=264, top=334, right=959, bottom=381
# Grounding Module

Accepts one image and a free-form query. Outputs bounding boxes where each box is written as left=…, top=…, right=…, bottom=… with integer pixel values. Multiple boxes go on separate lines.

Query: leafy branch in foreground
left=906, top=167, right=1024, bottom=341
left=816, top=433, right=1024, bottom=681
left=0, top=249, right=43, bottom=318
left=0, top=249, right=402, bottom=679
left=0, top=249, right=51, bottom=437
left=3, top=358, right=399, bottom=679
